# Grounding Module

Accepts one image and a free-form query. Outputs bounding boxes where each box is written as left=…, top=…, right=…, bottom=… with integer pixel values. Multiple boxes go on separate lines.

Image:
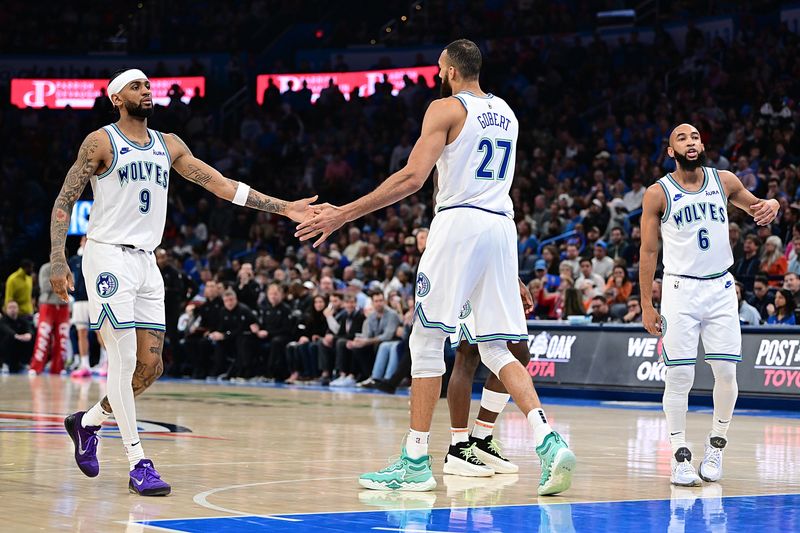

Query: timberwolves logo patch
left=416, top=272, right=431, bottom=297
left=96, top=272, right=119, bottom=298
left=459, top=300, right=472, bottom=319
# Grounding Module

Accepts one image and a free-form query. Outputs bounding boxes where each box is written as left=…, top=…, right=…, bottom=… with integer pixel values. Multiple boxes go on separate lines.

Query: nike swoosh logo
left=132, top=476, right=145, bottom=486
left=78, top=433, right=88, bottom=456
left=670, top=432, right=682, bottom=436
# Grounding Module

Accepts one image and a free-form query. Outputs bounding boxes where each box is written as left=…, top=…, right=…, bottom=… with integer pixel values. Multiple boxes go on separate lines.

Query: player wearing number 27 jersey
left=639, top=123, right=780, bottom=487
left=296, top=39, right=575, bottom=496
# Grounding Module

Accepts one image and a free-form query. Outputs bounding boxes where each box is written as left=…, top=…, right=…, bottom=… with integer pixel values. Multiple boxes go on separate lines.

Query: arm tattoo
left=183, top=163, right=214, bottom=186
left=50, top=134, right=98, bottom=273
left=245, top=189, right=287, bottom=214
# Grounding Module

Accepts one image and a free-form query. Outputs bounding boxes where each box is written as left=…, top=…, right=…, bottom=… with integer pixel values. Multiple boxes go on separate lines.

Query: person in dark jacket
left=329, top=294, right=365, bottom=386
left=256, top=283, right=294, bottom=381
left=182, top=280, right=224, bottom=378
left=0, top=301, right=34, bottom=373
left=209, top=289, right=260, bottom=379
left=285, top=294, right=331, bottom=382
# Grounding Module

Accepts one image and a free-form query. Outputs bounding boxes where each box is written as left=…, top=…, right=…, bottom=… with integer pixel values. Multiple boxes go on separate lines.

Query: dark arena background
left=1, top=1, right=800, bottom=531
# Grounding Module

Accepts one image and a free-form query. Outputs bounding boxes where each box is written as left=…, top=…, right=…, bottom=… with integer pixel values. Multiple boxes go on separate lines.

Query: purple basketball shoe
left=128, top=459, right=171, bottom=496
left=64, top=411, right=101, bottom=477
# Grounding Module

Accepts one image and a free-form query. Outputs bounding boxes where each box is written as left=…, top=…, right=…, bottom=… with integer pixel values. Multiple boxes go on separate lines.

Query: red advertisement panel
left=10, top=77, right=205, bottom=109
left=255, top=65, right=438, bottom=104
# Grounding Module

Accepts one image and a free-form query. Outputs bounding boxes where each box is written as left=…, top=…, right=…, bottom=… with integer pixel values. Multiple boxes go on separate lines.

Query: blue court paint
left=136, top=493, right=800, bottom=532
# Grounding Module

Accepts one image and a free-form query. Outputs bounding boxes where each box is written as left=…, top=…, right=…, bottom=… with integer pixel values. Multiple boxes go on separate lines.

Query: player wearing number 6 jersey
left=296, top=39, right=575, bottom=496
left=639, top=123, right=779, bottom=487
left=49, top=68, right=317, bottom=496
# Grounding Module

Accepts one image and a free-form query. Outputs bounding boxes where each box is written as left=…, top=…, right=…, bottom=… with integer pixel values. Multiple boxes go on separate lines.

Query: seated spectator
left=562, top=287, right=586, bottom=318
left=181, top=280, right=224, bottom=379
left=761, top=235, right=788, bottom=287
left=783, top=272, right=800, bottom=302
left=606, top=227, right=627, bottom=262
left=589, top=295, right=612, bottom=323
left=736, top=282, right=761, bottom=325
left=605, top=265, right=634, bottom=304
left=257, top=283, right=294, bottom=381
left=623, top=296, right=643, bottom=323
left=536, top=277, right=572, bottom=320
left=518, top=221, right=539, bottom=258
left=749, top=275, right=774, bottom=320
left=650, top=278, right=663, bottom=312
left=562, top=244, right=581, bottom=279
left=317, top=292, right=344, bottom=384
left=209, top=289, right=260, bottom=380
left=0, top=301, right=34, bottom=373
left=285, top=294, right=330, bottom=383
left=329, top=294, right=366, bottom=387
left=766, top=289, right=796, bottom=325
left=592, top=240, right=615, bottom=280
left=576, top=258, right=605, bottom=293
left=353, top=291, right=401, bottom=387
left=733, top=234, right=762, bottom=290
left=787, top=235, right=800, bottom=275
left=534, top=259, right=560, bottom=292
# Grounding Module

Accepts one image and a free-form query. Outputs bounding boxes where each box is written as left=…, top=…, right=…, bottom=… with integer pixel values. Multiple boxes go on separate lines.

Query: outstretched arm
left=718, top=170, right=779, bottom=226
left=165, top=134, right=316, bottom=222
left=639, top=184, right=665, bottom=336
left=50, top=131, right=105, bottom=302
left=295, top=98, right=459, bottom=246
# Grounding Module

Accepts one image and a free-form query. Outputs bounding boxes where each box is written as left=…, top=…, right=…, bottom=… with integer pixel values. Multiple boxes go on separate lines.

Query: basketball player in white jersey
left=296, top=39, right=576, bottom=495
left=640, top=123, right=779, bottom=486
left=50, top=68, right=316, bottom=496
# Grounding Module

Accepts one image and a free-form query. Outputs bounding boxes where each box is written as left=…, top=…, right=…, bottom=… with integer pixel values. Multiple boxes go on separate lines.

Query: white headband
left=107, top=69, right=149, bottom=102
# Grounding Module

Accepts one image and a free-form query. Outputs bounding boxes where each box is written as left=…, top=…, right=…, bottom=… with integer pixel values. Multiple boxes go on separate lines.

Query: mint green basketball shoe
left=536, top=432, right=576, bottom=496
left=359, top=448, right=437, bottom=491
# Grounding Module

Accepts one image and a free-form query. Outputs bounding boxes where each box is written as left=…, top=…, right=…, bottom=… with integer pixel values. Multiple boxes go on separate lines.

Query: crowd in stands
left=2, top=5, right=800, bottom=383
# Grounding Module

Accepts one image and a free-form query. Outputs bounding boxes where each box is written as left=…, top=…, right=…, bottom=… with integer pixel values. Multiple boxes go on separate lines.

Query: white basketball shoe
left=671, top=447, right=702, bottom=487
left=698, top=436, right=726, bottom=482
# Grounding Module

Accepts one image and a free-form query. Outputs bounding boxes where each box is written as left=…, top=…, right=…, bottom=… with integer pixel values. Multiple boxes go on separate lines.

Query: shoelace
left=486, top=438, right=508, bottom=459
left=704, top=447, right=722, bottom=469
left=675, top=461, right=696, bottom=477
left=458, top=444, right=484, bottom=465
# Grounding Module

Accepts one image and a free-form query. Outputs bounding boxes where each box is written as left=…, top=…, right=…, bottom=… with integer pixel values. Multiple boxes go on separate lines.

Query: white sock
left=663, top=365, right=696, bottom=454
left=82, top=401, right=111, bottom=427
left=405, top=429, right=429, bottom=459
left=709, top=360, right=738, bottom=439
left=526, top=408, right=553, bottom=447
left=126, top=440, right=145, bottom=470
left=451, top=427, right=469, bottom=446
left=471, top=419, right=495, bottom=440
left=81, top=355, right=90, bottom=369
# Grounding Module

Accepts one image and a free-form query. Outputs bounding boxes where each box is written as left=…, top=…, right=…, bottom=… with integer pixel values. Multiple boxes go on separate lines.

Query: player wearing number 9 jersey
left=296, top=39, right=575, bottom=496
left=639, top=123, right=780, bottom=487
left=49, top=68, right=317, bottom=497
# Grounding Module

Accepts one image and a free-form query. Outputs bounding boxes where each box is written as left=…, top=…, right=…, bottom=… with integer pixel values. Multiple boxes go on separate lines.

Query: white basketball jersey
left=435, top=91, right=518, bottom=217
left=87, top=124, right=171, bottom=252
left=658, top=167, right=733, bottom=277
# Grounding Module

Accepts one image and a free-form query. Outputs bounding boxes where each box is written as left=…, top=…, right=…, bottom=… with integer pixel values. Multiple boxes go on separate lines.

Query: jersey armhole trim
left=712, top=168, right=727, bottom=204
left=96, top=127, right=117, bottom=180
left=453, top=95, right=468, bottom=111
left=657, top=180, right=671, bottom=223
left=155, top=131, right=172, bottom=168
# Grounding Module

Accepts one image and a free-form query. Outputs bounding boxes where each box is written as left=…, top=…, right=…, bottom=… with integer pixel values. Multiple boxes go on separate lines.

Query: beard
left=673, top=149, right=707, bottom=171
left=440, top=76, right=452, bottom=97
left=124, top=100, right=154, bottom=118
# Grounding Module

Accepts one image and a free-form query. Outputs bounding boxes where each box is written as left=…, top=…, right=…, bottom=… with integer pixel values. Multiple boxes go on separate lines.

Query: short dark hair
left=369, top=290, right=385, bottom=299
left=744, top=234, right=761, bottom=247
left=591, top=295, right=606, bottom=303
left=444, top=39, right=482, bottom=80
left=579, top=258, right=592, bottom=266
left=754, top=274, right=769, bottom=286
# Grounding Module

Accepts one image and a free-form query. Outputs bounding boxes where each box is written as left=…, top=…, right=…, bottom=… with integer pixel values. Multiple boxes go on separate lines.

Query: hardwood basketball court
left=1, top=374, right=799, bottom=531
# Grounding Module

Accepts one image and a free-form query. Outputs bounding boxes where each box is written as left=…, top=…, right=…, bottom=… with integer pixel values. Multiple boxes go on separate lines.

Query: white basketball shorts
left=660, top=272, right=741, bottom=366
left=415, top=207, right=527, bottom=343
left=82, top=239, right=166, bottom=332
